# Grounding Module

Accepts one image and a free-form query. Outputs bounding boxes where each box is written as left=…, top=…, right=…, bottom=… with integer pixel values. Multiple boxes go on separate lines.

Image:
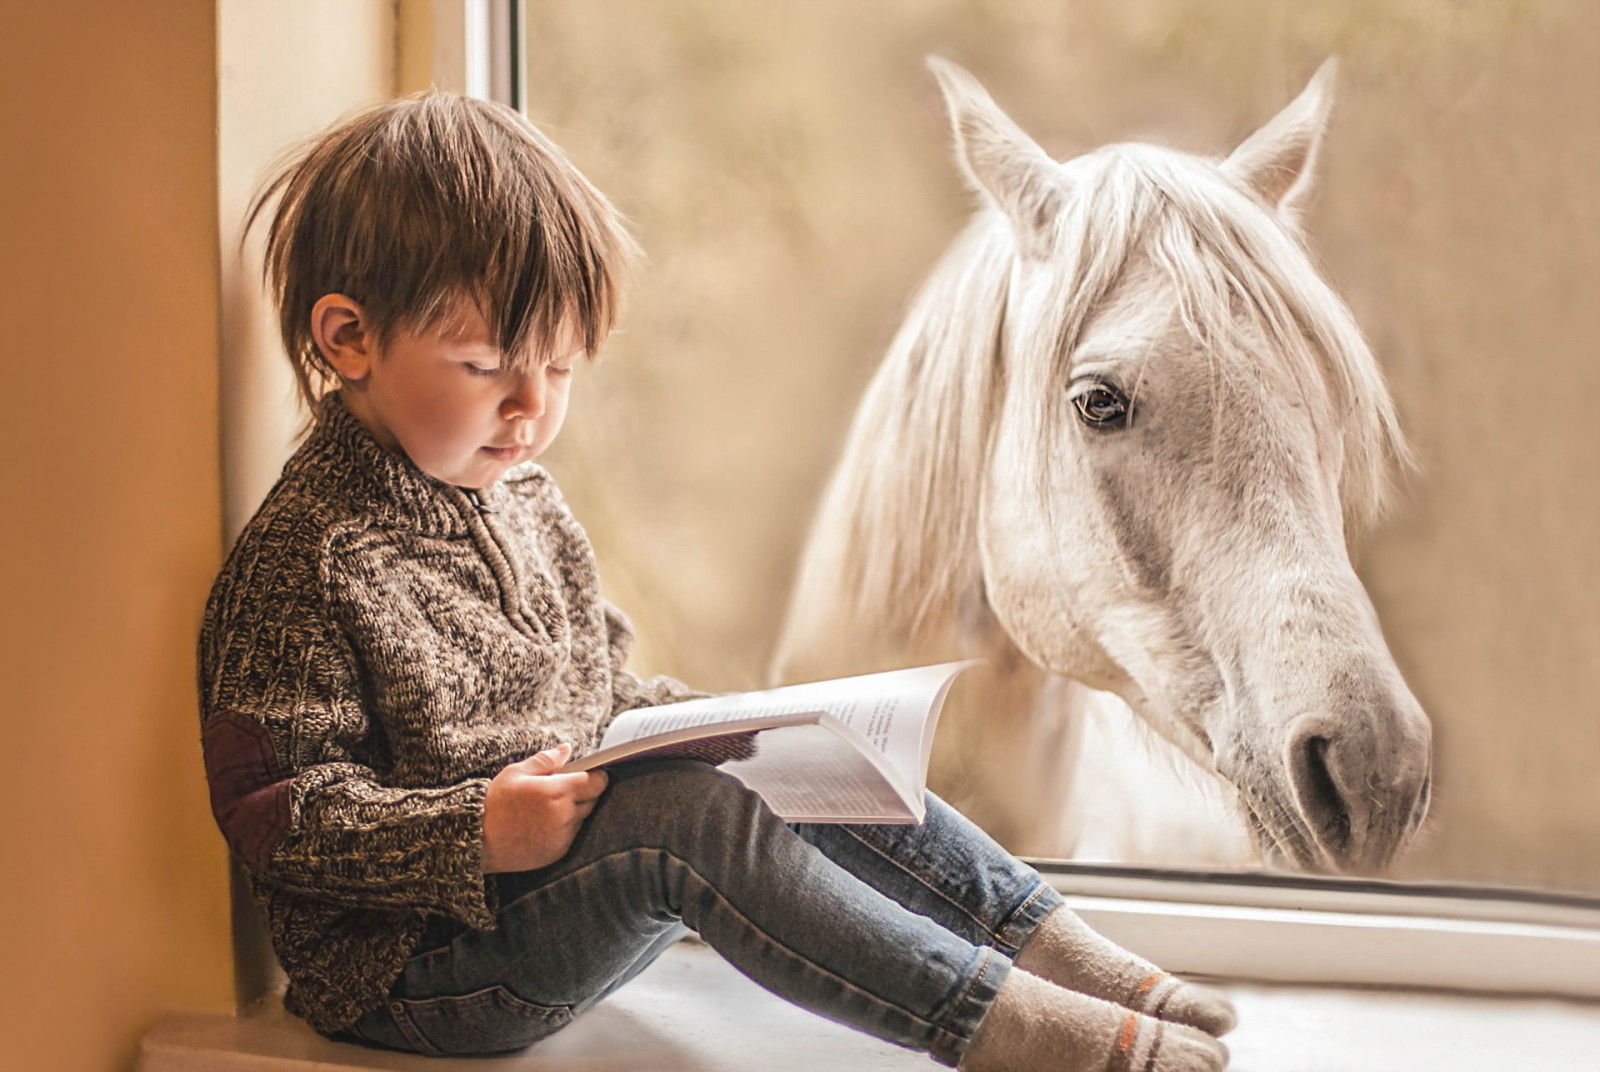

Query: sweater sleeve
left=198, top=534, right=497, bottom=930
left=602, top=601, right=712, bottom=723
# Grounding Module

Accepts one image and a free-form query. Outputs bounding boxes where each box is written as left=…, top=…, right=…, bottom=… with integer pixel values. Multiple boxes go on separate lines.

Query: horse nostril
left=1408, top=769, right=1433, bottom=835
left=1291, top=733, right=1354, bottom=862
left=1283, top=705, right=1431, bottom=872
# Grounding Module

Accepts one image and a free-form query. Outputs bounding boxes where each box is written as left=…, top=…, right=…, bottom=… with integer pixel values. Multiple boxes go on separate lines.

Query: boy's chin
left=419, top=457, right=509, bottom=490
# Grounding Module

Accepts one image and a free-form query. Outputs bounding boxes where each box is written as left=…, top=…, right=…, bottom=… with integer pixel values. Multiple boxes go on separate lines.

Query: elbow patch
left=202, top=709, right=293, bottom=872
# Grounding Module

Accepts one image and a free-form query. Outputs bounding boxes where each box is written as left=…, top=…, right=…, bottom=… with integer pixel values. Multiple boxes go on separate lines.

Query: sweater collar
left=296, top=391, right=506, bottom=536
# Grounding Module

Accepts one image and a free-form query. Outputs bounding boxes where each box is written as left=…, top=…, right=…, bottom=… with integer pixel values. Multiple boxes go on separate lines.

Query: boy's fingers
left=517, top=754, right=558, bottom=775
left=514, top=744, right=572, bottom=775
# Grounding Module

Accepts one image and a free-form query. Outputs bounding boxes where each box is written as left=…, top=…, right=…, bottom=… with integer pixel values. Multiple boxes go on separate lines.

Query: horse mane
left=771, top=216, right=1015, bottom=676
left=772, top=141, right=1410, bottom=680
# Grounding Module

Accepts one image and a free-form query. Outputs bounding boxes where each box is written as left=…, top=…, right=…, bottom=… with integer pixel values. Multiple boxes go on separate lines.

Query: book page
left=599, top=663, right=973, bottom=789
left=719, top=723, right=919, bottom=823
left=600, top=703, right=817, bottom=747
left=771, top=663, right=973, bottom=789
left=568, top=712, right=820, bottom=772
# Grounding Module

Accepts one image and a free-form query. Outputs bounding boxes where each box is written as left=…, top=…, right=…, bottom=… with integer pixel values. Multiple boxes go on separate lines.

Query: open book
left=563, top=662, right=976, bottom=823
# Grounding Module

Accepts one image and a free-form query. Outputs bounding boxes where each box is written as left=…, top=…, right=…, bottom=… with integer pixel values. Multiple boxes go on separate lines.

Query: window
left=209, top=0, right=1600, bottom=1019
left=517, top=0, right=1600, bottom=918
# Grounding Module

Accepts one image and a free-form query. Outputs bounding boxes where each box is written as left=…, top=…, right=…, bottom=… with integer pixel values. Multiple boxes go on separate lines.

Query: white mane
left=787, top=141, right=1411, bottom=662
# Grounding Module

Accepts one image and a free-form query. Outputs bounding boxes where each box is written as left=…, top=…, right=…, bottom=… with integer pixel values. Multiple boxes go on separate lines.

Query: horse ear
left=1223, top=58, right=1338, bottom=221
left=928, top=57, right=1065, bottom=258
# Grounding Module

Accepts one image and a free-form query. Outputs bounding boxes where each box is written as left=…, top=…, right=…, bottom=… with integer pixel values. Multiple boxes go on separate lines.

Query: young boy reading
left=199, top=92, right=1235, bottom=1071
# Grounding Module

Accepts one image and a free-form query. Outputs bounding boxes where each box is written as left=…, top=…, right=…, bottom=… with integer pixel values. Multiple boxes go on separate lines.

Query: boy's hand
left=481, top=744, right=608, bottom=873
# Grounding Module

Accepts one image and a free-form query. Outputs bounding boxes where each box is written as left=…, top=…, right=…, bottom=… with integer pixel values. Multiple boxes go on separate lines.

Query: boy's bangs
left=477, top=217, right=617, bottom=373
left=253, top=92, right=639, bottom=410
left=389, top=102, right=631, bottom=370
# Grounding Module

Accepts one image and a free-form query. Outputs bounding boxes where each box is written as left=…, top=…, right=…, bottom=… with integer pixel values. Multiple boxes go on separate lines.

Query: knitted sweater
left=197, top=393, right=700, bottom=1035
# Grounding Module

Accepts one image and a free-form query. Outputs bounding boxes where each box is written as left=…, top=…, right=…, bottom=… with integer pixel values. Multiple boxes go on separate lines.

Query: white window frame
left=1035, top=862, right=1600, bottom=999
left=427, top=0, right=523, bottom=110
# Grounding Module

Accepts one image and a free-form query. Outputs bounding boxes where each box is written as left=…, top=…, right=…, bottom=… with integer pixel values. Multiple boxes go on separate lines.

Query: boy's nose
left=502, top=373, right=546, bottom=420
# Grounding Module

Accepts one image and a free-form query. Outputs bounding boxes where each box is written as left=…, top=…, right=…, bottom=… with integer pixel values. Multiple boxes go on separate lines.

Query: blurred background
left=523, top=0, right=1600, bottom=896
left=2, top=2, right=1596, bottom=1069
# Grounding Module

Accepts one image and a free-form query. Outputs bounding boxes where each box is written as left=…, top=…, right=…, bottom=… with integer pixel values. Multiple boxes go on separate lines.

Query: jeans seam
left=476, top=845, right=949, bottom=1034
left=928, top=945, right=1008, bottom=1065
left=660, top=847, right=947, bottom=1032
left=839, top=824, right=1057, bottom=954
left=387, top=1000, right=442, bottom=1056
left=838, top=825, right=999, bottom=940
left=992, top=883, right=1057, bottom=956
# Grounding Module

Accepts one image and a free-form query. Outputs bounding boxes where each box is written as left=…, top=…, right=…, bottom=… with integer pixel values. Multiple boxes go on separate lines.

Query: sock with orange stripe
left=958, top=967, right=1227, bottom=1072
left=1013, top=905, right=1237, bottom=1037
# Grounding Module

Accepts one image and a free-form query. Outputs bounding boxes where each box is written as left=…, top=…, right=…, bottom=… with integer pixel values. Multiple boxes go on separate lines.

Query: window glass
left=523, top=0, right=1600, bottom=897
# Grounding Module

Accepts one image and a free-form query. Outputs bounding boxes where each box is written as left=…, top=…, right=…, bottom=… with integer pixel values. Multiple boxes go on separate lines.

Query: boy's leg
left=345, top=761, right=1217, bottom=1069
left=791, top=793, right=1061, bottom=961
left=347, top=760, right=999, bottom=1061
left=794, top=794, right=1236, bottom=1037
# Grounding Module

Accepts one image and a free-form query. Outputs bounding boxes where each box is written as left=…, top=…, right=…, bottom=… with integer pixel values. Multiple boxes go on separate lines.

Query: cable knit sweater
left=197, top=392, right=701, bottom=1036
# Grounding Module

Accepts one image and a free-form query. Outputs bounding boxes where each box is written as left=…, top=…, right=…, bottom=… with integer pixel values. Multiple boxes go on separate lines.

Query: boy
left=200, top=92, right=1234, bottom=1071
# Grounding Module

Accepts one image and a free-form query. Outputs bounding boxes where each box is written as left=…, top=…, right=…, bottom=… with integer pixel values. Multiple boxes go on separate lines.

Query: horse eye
left=1072, top=385, right=1129, bottom=426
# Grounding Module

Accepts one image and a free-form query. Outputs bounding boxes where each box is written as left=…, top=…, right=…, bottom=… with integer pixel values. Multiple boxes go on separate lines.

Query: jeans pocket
left=392, top=985, right=574, bottom=1056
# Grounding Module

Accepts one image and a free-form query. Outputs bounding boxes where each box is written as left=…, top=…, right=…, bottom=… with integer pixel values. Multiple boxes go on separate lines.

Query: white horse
left=771, top=59, right=1433, bottom=873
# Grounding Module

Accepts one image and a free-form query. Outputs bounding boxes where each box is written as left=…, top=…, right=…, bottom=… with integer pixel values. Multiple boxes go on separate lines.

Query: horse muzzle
left=1219, top=696, right=1433, bottom=875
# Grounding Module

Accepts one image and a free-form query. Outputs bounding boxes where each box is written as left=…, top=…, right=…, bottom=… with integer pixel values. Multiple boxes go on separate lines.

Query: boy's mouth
left=480, top=444, right=528, bottom=462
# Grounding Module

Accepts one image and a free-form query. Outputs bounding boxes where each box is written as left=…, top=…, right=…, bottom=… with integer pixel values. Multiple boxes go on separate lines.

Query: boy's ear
left=311, top=294, right=376, bottom=381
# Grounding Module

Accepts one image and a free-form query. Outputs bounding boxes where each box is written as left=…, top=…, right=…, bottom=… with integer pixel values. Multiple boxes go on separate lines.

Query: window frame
left=1034, top=861, right=1600, bottom=999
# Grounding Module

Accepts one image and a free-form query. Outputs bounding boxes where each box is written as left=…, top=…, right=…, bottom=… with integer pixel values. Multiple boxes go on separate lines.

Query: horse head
left=928, top=59, right=1432, bottom=874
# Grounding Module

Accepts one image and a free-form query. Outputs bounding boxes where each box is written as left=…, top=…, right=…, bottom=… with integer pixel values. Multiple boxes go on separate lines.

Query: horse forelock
left=1031, top=144, right=1411, bottom=534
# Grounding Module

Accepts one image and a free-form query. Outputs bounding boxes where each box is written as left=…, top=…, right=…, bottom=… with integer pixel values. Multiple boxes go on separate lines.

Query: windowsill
left=137, top=934, right=1600, bottom=1071
left=145, top=867, right=1600, bottom=1070
left=138, top=936, right=930, bottom=1071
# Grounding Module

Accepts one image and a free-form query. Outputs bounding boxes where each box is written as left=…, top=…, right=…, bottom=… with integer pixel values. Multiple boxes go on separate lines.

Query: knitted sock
left=959, top=967, right=1228, bottom=1072
left=1013, top=906, right=1237, bottom=1037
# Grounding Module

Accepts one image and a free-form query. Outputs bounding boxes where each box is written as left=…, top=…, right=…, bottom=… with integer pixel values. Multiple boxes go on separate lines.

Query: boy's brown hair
left=248, top=92, right=640, bottom=412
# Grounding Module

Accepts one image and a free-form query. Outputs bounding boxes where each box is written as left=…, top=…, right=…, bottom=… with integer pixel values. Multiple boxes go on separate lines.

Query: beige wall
left=0, top=2, right=404, bottom=1069
left=0, top=3, right=233, bottom=1071
left=524, top=0, right=1600, bottom=893
left=216, top=0, right=400, bottom=1006
left=218, top=0, right=398, bottom=540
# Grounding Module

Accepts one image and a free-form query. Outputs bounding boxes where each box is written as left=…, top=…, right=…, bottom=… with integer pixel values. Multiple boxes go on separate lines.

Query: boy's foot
left=960, top=967, right=1228, bottom=1072
left=1014, top=906, right=1237, bottom=1037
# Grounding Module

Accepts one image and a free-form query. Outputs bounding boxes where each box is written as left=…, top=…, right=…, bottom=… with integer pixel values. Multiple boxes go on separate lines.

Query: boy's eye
left=465, top=364, right=501, bottom=377
left=548, top=365, right=574, bottom=378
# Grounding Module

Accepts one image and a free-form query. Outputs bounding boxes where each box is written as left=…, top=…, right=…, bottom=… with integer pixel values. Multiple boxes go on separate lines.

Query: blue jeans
left=339, top=760, right=1062, bottom=1065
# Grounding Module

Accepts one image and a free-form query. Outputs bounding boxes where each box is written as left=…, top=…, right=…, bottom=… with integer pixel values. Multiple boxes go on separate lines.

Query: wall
left=219, top=0, right=402, bottom=540
left=217, top=0, right=400, bottom=1005
left=0, top=3, right=233, bottom=1071
left=524, top=0, right=1600, bottom=893
left=0, top=1, right=404, bottom=1069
